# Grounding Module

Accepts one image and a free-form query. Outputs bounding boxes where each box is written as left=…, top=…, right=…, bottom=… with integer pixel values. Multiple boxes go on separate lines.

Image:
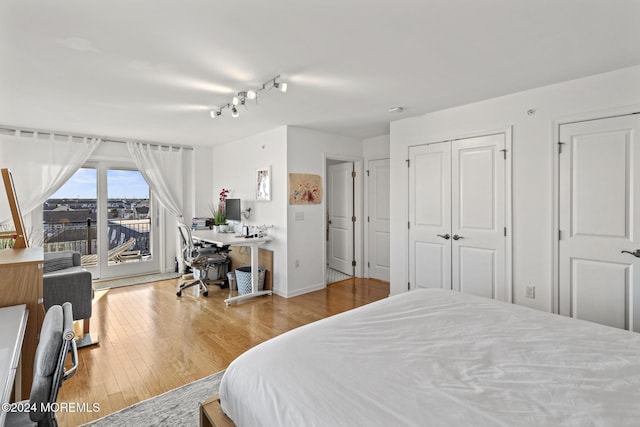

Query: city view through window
left=43, top=168, right=152, bottom=267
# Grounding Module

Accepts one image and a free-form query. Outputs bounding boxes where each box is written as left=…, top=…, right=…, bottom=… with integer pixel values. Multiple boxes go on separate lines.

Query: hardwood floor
left=57, top=277, right=390, bottom=426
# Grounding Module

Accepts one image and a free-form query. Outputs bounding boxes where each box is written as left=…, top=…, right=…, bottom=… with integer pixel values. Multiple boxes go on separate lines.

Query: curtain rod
left=0, top=125, right=194, bottom=151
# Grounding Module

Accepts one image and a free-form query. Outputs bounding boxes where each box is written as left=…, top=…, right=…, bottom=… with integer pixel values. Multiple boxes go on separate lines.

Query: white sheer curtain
left=0, top=131, right=101, bottom=224
left=126, top=141, right=186, bottom=219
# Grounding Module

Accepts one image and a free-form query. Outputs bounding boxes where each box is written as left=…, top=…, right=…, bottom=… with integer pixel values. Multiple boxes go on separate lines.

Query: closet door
left=451, top=134, right=506, bottom=300
left=559, top=114, right=640, bottom=331
left=408, top=133, right=508, bottom=300
left=409, top=143, right=452, bottom=290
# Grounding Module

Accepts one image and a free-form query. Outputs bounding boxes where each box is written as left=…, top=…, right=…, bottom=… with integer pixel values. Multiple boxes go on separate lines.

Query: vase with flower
left=213, top=188, right=229, bottom=232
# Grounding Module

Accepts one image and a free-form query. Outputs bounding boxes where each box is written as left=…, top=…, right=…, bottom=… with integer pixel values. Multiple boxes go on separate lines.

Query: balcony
left=43, top=219, right=151, bottom=266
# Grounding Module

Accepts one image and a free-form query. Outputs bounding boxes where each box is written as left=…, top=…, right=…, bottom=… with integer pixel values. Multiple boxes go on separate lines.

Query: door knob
left=437, top=234, right=450, bottom=240
left=452, top=234, right=464, bottom=240
left=621, top=249, right=640, bottom=258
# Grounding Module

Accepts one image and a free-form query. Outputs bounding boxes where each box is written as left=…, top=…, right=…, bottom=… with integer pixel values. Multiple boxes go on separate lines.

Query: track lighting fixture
left=209, top=75, right=288, bottom=120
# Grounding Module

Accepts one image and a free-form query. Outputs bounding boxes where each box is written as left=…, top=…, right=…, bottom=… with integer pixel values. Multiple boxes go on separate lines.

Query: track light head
left=277, top=82, right=287, bottom=93
left=210, top=109, right=222, bottom=119
left=246, top=90, right=257, bottom=100
left=231, top=106, right=239, bottom=118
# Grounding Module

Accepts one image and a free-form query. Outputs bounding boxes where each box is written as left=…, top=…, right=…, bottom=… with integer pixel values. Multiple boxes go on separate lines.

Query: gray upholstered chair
left=5, top=302, right=78, bottom=427
left=177, top=222, right=217, bottom=297
left=43, top=251, right=96, bottom=347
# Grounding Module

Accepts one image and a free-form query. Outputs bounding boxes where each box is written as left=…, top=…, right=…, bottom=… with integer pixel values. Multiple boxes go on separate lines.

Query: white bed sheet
left=219, top=289, right=640, bottom=426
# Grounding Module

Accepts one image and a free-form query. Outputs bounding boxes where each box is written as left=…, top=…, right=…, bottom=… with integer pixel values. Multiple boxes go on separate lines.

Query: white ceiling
left=1, top=1, right=639, bottom=147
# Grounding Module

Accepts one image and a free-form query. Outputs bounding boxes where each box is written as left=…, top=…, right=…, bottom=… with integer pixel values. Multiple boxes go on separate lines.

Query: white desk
left=191, top=230, right=273, bottom=306
left=0, top=304, right=28, bottom=426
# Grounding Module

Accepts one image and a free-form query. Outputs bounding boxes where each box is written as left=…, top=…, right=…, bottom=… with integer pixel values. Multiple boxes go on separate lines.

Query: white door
left=451, top=134, right=506, bottom=300
left=409, top=133, right=508, bottom=299
left=367, top=158, right=390, bottom=281
left=409, top=143, right=452, bottom=290
left=328, top=162, right=354, bottom=275
left=559, top=114, right=640, bottom=331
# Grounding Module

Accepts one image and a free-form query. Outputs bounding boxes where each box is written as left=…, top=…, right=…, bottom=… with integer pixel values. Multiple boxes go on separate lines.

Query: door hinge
left=406, top=159, right=410, bottom=167
left=558, top=142, right=565, bottom=154
left=504, top=227, right=507, bottom=237
left=368, top=261, right=370, bottom=268
left=408, top=221, right=410, bottom=229
left=558, top=229, right=562, bottom=240
left=367, top=216, right=370, bottom=222
left=500, top=149, right=507, bottom=160
left=408, top=282, right=411, bottom=291
left=366, top=169, right=370, bottom=176
left=352, top=216, right=356, bottom=222
left=352, top=260, right=357, bottom=267
left=352, top=171, right=356, bottom=178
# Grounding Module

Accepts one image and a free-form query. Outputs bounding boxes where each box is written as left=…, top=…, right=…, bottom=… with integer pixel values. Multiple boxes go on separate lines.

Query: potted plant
left=213, top=188, right=229, bottom=232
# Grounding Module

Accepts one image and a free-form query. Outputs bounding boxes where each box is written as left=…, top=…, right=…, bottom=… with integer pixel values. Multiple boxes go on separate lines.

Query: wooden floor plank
left=56, top=277, right=389, bottom=426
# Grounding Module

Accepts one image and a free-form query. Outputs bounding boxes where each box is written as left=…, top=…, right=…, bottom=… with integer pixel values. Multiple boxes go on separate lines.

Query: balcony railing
left=43, top=219, right=151, bottom=256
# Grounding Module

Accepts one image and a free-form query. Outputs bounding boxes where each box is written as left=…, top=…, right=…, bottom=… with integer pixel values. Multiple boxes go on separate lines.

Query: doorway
left=366, top=158, right=390, bottom=281
left=43, top=162, right=159, bottom=280
left=325, top=157, right=363, bottom=284
left=558, top=113, right=640, bottom=331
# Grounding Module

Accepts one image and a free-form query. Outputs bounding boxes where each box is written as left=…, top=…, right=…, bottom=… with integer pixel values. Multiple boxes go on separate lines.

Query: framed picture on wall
left=256, top=166, right=271, bottom=201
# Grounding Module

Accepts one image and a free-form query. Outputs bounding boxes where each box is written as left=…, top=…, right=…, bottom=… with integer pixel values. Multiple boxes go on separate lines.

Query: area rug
left=82, top=370, right=224, bottom=426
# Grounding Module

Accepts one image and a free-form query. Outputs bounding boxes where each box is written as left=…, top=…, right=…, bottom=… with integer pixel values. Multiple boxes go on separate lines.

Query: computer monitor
left=225, top=198, right=241, bottom=222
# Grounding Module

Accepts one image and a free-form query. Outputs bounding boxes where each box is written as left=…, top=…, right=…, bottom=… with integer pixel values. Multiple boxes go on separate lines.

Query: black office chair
left=5, top=302, right=78, bottom=427
left=177, top=222, right=215, bottom=297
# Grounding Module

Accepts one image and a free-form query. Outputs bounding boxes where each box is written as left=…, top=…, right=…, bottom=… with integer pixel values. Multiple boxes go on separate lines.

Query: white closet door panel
left=458, top=147, right=495, bottom=230
left=559, top=114, right=640, bottom=331
left=409, top=143, right=451, bottom=290
left=457, top=246, right=496, bottom=299
left=414, top=242, right=446, bottom=289
left=452, top=134, right=506, bottom=300
left=572, top=133, right=629, bottom=238
left=571, top=259, right=630, bottom=329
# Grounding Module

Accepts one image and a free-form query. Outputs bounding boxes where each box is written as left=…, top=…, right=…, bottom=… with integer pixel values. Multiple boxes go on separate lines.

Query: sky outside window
left=51, top=168, right=149, bottom=199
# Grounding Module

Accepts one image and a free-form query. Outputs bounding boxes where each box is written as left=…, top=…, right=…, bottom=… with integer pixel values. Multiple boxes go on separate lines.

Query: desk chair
left=177, top=222, right=215, bottom=297
left=6, top=303, right=78, bottom=427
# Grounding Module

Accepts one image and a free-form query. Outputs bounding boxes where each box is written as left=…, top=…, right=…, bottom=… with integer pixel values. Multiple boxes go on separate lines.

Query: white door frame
left=323, top=154, right=364, bottom=282
left=552, top=105, right=640, bottom=314
left=406, top=127, right=513, bottom=300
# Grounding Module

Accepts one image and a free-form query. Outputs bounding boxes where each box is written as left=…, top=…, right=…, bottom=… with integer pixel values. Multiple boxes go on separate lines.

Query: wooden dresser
left=0, top=247, right=43, bottom=399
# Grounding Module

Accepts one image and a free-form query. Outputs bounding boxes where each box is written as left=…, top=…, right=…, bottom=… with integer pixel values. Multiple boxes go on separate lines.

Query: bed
left=216, top=289, right=640, bottom=426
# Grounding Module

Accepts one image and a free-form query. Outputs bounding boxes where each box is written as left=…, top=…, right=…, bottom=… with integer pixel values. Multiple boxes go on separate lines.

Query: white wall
left=286, top=127, right=363, bottom=296
left=211, top=127, right=288, bottom=295
left=363, top=134, right=390, bottom=159
left=390, top=65, right=640, bottom=312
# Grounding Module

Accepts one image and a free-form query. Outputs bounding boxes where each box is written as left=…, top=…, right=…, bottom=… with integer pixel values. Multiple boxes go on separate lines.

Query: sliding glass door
left=43, top=162, right=159, bottom=280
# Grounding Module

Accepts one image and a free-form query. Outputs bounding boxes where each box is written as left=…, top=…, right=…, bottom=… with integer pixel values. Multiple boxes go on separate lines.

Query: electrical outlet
left=525, top=285, right=535, bottom=299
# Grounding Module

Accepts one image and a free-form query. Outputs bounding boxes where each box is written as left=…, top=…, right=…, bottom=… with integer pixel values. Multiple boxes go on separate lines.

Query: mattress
left=219, top=289, right=640, bottom=426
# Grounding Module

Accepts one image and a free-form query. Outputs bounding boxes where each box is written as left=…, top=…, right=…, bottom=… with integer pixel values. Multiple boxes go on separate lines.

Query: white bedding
left=219, top=289, right=640, bottom=426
